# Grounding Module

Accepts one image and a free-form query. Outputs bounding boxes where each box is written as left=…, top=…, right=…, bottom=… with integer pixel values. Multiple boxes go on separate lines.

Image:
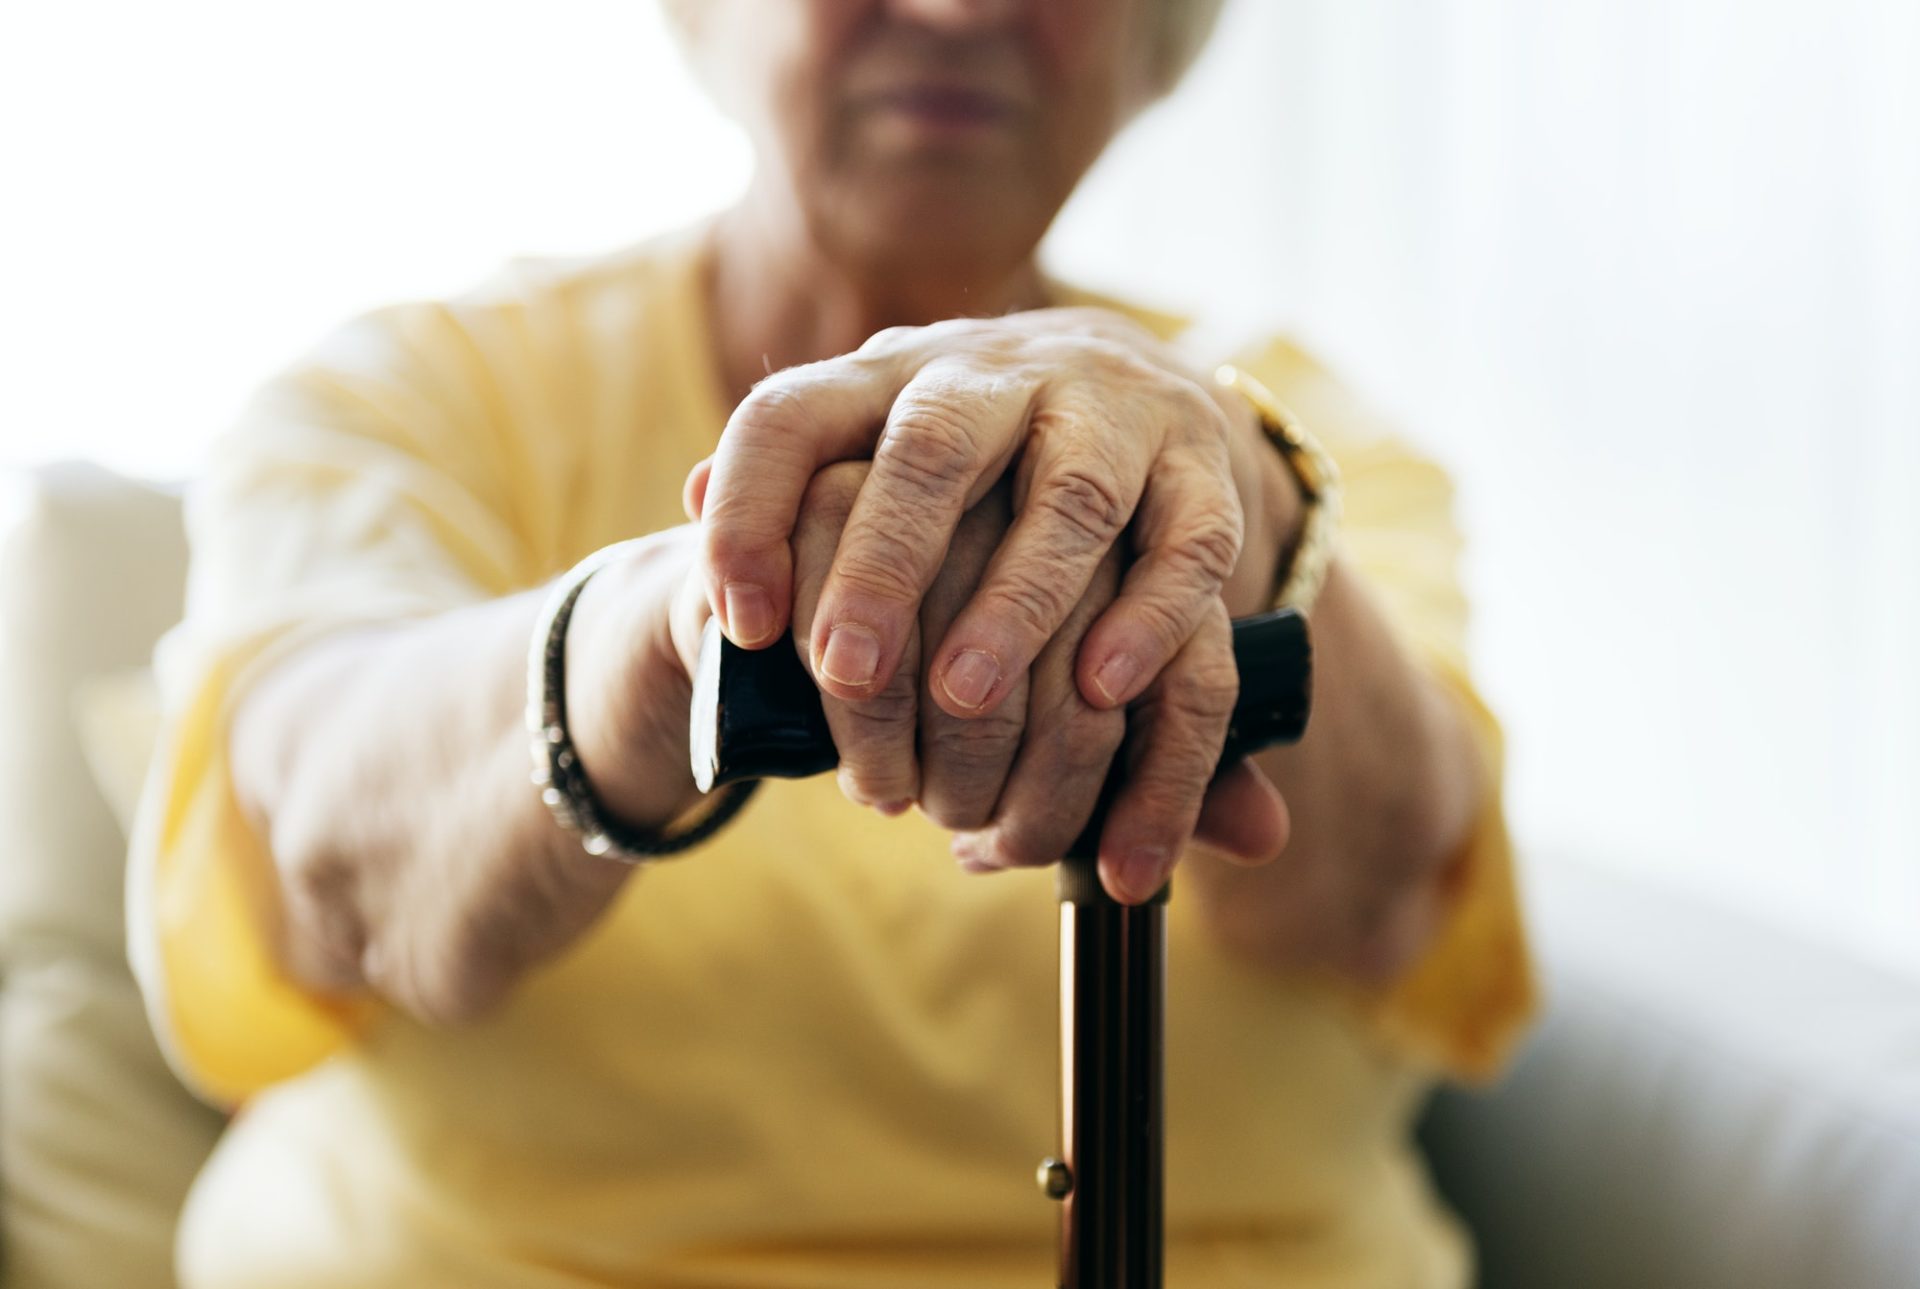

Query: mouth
left=857, top=84, right=1023, bottom=139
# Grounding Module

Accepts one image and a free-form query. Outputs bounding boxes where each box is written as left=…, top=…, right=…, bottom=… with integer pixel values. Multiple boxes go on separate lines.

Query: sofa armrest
left=1420, top=856, right=1920, bottom=1289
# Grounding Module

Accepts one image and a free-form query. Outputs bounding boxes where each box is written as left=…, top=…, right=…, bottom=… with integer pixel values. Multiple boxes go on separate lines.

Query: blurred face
left=684, top=0, right=1155, bottom=288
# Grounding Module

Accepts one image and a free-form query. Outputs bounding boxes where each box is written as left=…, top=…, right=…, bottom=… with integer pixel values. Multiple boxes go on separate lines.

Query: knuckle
left=736, top=373, right=822, bottom=435
left=923, top=763, right=1017, bottom=825
left=836, top=762, right=912, bottom=807
left=834, top=768, right=901, bottom=806
left=1069, top=334, right=1142, bottom=372
left=834, top=741, right=918, bottom=803
left=840, top=673, right=920, bottom=730
left=985, top=817, right=1059, bottom=868
left=983, top=712, right=1120, bottom=863
left=1062, top=706, right=1128, bottom=774
left=920, top=791, right=995, bottom=832
left=1029, top=687, right=1124, bottom=773
left=832, top=531, right=926, bottom=607
left=1132, top=731, right=1218, bottom=800
left=1034, top=462, right=1131, bottom=547
left=920, top=719, right=1022, bottom=827
left=1130, top=777, right=1207, bottom=832
left=702, top=520, right=763, bottom=573
left=859, top=324, right=919, bottom=354
left=1176, top=381, right=1232, bottom=434
left=919, top=722, right=1018, bottom=819
left=881, top=404, right=978, bottom=496
left=1169, top=655, right=1240, bottom=725
left=982, top=567, right=1077, bottom=641
left=1170, top=507, right=1245, bottom=586
left=922, top=316, right=995, bottom=350
left=927, top=708, right=1026, bottom=769
left=1123, top=591, right=1198, bottom=662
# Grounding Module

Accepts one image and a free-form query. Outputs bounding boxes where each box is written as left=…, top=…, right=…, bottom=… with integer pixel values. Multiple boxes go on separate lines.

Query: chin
left=820, top=173, right=1055, bottom=303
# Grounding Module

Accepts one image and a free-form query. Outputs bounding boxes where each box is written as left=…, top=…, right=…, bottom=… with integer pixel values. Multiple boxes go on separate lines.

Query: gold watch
left=1214, top=364, right=1343, bottom=615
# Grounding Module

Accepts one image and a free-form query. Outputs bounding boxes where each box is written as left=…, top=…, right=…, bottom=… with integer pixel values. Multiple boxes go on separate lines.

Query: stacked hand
left=671, top=309, right=1289, bottom=903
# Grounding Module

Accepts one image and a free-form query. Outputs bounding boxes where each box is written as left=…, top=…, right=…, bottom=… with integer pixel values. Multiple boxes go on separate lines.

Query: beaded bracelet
left=526, top=541, right=759, bottom=863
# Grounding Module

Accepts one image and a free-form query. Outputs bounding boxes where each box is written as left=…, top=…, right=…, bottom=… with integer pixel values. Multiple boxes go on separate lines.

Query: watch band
left=1214, top=364, right=1343, bottom=615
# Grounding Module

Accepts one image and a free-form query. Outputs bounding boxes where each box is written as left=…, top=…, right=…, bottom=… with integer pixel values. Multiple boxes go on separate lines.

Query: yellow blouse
left=127, top=223, right=1535, bottom=1288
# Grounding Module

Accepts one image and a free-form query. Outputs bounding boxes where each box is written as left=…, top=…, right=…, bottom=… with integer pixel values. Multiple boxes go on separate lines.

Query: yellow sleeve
left=1237, top=336, right=1539, bottom=1083
left=128, top=303, right=533, bottom=1106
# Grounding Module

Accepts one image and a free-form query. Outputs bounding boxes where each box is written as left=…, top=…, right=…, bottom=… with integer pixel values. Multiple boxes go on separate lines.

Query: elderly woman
left=130, top=1, right=1534, bottom=1285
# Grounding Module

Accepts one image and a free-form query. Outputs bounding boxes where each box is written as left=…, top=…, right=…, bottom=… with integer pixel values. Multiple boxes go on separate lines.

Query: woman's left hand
left=688, top=308, right=1281, bottom=886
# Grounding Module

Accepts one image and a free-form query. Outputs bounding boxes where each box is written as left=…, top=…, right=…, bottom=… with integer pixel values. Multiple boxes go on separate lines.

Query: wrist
left=562, top=541, right=703, bottom=833
left=1214, top=364, right=1341, bottom=615
left=1214, top=382, right=1305, bottom=618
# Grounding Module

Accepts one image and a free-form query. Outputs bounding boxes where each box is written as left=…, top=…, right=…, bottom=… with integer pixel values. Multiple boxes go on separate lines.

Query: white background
left=4, top=1, right=1915, bottom=975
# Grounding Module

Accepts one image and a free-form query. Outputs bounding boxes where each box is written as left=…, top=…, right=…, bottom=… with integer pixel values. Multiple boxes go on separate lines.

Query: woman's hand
left=774, top=460, right=1287, bottom=900
left=239, top=523, right=716, bottom=1025
left=689, top=308, right=1282, bottom=894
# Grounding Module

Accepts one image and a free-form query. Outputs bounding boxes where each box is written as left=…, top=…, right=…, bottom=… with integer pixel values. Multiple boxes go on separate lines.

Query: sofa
left=3, top=462, right=1916, bottom=1288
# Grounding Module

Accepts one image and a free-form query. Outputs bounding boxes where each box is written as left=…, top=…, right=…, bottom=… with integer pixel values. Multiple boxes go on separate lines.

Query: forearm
left=1201, top=557, right=1484, bottom=977
left=229, top=532, right=702, bottom=1023
left=1194, top=407, right=1486, bottom=982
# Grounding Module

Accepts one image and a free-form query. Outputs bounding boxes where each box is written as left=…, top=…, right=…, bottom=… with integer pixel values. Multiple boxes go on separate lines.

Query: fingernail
left=820, top=623, right=881, bottom=688
left=725, top=582, right=774, bottom=646
left=1113, top=844, right=1172, bottom=903
left=876, top=799, right=913, bottom=818
left=942, top=648, right=1001, bottom=711
left=1091, top=652, right=1141, bottom=706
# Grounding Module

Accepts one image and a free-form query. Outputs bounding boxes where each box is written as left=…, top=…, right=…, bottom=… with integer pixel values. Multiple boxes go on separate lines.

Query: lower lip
left=865, top=91, right=1017, bottom=140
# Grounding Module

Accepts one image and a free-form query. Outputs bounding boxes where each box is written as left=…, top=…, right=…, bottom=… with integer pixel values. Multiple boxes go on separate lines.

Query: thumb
left=665, top=535, right=716, bottom=686
left=1192, top=758, right=1289, bottom=865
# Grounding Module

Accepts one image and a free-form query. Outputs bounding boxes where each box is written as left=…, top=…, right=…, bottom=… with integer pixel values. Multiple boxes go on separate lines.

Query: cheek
left=1029, top=0, right=1144, bottom=144
left=767, top=1, right=874, bottom=166
left=1031, top=0, right=1140, bottom=87
left=710, top=2, right=865, bottom=139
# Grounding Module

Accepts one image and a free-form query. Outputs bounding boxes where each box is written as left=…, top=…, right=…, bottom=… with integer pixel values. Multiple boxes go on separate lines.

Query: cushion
left=0, top=463, right=224, bottom=1289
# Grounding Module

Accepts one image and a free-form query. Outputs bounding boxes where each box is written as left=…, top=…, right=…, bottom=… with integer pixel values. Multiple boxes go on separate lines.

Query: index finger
left=1096, top=600, right=1243, bottom=903
left=699, top=361, right=897, bottom=648
left=807, top=363, right=1030, bottom=701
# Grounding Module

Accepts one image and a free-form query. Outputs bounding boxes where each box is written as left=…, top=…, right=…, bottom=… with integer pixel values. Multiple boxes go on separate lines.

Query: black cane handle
left=690, top=608, right=1314, bottom=860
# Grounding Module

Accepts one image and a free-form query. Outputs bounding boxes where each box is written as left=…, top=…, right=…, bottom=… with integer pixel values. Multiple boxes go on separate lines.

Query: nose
left=884, top=0, right=1026, bottom=35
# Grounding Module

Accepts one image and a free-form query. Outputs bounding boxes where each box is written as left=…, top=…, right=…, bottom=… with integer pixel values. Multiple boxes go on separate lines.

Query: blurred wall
left=1052, top=0, right=1920, bottom=978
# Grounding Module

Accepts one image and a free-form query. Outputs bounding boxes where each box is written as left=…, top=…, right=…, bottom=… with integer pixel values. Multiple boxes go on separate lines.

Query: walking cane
left=691, top=609, right=1313, bottom=1289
